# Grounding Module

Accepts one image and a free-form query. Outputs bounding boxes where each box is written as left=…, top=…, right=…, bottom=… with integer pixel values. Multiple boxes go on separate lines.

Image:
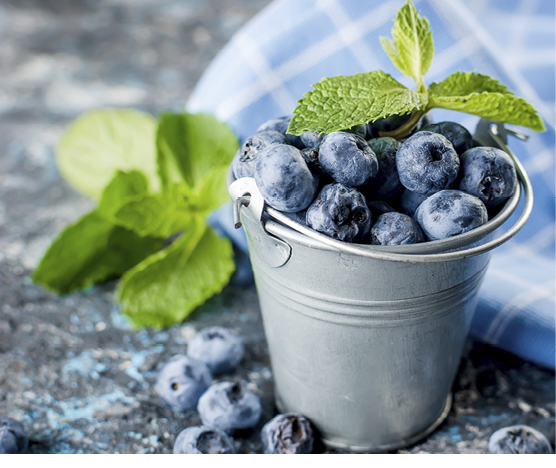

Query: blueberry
left=187, top=326, right=244, bottom=375
left=318, top=131, right=378, bottom=187
left=197, top=382, right=262, bottom=434
left=173, top=425, right=235, bottom=454
left=414, top=190, right=488, bottom=241
left=261, top=413, right=314, bottom=454
left=306, top=183, right=371, bottom=243
left=300, top=147, right=325, bottom=177
left=256, top=116, right=304, bottom=149
left=488, top=425, right=553, bottom=454
left=398, top=189, right=429, bottom=217
left=254, top=143, right=318, bottom=212
left=300, top=131, right=325, bottom=148
left=370, top=212, right=424, bottom=245
left=396, top=131, right=460, bottom=195
left=364, top=137, right=402, bottom=198
left=421, top=121, right=473, bottom=155
left=156, top=355, right=213, bottom=410
left=365, top=200, right=397, bottom=219
left=0, top=417, right=28, bottom=454
left=283, top=209, right=308, bottom=226
left=344, top=124, right=367, bottom=139
left=457, top=147, right=517, bottom=208
left=232, top=130, right=287, bottom=179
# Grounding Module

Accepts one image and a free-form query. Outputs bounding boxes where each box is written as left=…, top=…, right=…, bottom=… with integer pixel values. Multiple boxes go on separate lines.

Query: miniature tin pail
left=228, top=122, right=533, bottom=452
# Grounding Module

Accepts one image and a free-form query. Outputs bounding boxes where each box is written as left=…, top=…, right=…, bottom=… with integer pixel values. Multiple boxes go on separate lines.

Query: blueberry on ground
left=371, top=212, right=424, bottom=245
left=364, top=137, right=402, bottom=198
left=173, top=425, right=235, bottom=454
left=261, top=413, right=314, bottom=454
left=256, top=115, right=304, bottom=149
left=398, top=189, right=429, bottom=217
left=306, top=183, right=371, bottom=243
left=421, top=121, right=473, bottom=155
left=318, top=131, right=378, bottom=187
left=488, top=425, right=553, bottom=454
left=187, top=326, right=244, bottom=376
left=396, top=131, right=460, bottom=195
left=0, top=417, right=28, bottom=454
left=197, top=382, right=262, bottom=434
left=232, top=130, right=286, bottom=179
left=254, top=143, right=318, bottom=212
left=414, top=190, right=488, bottom=241
left=457, top=147, right=517, bottom=208
left=156, top=355, right=213, bottom=410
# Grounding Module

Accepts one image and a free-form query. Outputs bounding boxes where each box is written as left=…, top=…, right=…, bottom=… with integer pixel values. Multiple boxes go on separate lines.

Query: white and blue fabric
left=190, top=0, right=555, bottom=369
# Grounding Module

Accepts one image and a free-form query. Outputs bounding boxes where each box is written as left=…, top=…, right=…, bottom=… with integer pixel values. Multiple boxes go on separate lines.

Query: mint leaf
left=56, top=108, right=160, bottom=199
left=380, top=0, right=433, bottom=91
left=117, top=220, right=235, bottom=329
left=288, top=71, right=428, bottom=135
left=429, top=72, right=513, bottom=97
left=33, top=170, right=162, bottom=294
left=97, top=170, right=149, bottom=217
left=32, top=212, right=162, bottom=294
left=156, top=112, right=238, bottom=188
left=429, top=92, right=546, bottom=132
left=113, top=184, right=195, bottom=238
left=190, top=166, right=231, bottom=216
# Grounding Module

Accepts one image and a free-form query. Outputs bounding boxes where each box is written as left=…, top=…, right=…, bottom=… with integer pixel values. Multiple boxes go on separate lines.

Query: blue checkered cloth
left=190, top=0, right=555, bottom=369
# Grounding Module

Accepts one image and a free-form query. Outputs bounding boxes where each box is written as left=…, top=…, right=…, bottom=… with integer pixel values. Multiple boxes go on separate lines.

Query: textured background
left=0, top=0, right=554, bottom=454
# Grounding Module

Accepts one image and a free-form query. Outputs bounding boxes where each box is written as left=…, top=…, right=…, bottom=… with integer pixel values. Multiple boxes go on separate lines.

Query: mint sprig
left=34, top=110, right=239, bottom=329
left=288, top=0, right=545, bottom=136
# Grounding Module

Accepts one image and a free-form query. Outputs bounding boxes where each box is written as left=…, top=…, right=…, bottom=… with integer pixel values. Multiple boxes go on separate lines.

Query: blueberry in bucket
left=396, top=131, right=460, bottom=195
left=421, top=121, right=474, bottom=155
left=254, top=143, right=318, bottom=212
left=187, top=326, right=244, bottom=376
left=371, top=212, right=424, bottom=245
left=306, top=183, right=371, bottom=243
left=156, top=355, right=213, bottom=410
left=173, top=426, right=235, bottom=454
left=232, top=130, right=286, bottom=179
left=414, top=190, right=488, bottom=241
left=457, top=147, right=517, bottom=208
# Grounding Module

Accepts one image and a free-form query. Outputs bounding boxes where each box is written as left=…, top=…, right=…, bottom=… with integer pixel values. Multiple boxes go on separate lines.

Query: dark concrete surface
left=0, top=0, right=554, bottom=454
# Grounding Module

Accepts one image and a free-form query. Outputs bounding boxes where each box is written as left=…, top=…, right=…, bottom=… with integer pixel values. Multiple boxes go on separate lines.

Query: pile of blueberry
left=231, top=115, right=517, bottom=245
left=155, top=326, right=314, bottom=454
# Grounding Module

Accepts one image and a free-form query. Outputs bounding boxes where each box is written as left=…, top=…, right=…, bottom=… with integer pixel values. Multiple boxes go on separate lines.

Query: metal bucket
left=228, top=122, right=533, bottom=452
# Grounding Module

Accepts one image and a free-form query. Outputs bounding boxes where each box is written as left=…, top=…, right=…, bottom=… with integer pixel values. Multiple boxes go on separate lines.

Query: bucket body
left=241, top=207, right=492, bottom=452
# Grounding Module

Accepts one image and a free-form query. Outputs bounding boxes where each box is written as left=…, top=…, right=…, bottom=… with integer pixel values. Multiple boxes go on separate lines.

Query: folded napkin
left=190, top=0, right=555, bottom=369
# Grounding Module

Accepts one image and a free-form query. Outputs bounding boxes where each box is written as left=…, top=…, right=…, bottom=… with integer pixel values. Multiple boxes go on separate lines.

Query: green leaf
left=56, top=108, right=160, bottom=199
left=32, top=212, right=162, bottom=294
left=117, top=220, right=235, bottom=329
left=33, top=170, right=162, bottom=294
left=156, top=112, right=238, bottom=188
left=428, top=92, right=546, bottom=132
left=380, top=0, right=433, bottom=90
left=190, top=165, right=231, bottom=216
left=113, top=184, right=195, bottom=238
left=97, top=170, right=149, bottom=217
left=287, top=71, right=428, bottom=135
left=429, top=72, right=513, bottom=97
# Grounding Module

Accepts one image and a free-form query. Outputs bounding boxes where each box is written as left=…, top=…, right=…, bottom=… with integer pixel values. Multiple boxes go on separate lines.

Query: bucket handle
left=230, top=120, right=533, bottom=264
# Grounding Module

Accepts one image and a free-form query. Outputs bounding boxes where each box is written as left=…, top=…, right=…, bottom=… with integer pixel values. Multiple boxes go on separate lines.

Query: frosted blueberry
left=197, top=382, right=262, bottom=434
left=398, top=189, right=429, bottom=217
left=187, top=326, right=244, bottom=375
left=364, top=137, right=402, bottom=198
left=300, top=130, right=325, bottom=148
left=396, top=131, right=460, bottom=195
left=173, top=425, right=235, bottom=454
left=421, top=121, right=473, bottom=155
left=457, top=147, right=517, bottom=208
left=156, top=355, right=213, bottom=410
left=371, top=212, right=424, bottom=245
left=414, top=190, right=488, bottom=241
left=488, top=425, right=553, bottom=454
left=232, top=130, right=286, bottom=179
left=261, top=413, right=314, bottom=454
left=256, top=116, right=304, bottom=149
left=0, top=417, right=28, bottom=454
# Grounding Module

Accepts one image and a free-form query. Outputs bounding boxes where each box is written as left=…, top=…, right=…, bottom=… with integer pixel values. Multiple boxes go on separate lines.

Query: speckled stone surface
left=0, top=0, right=554, bottom=455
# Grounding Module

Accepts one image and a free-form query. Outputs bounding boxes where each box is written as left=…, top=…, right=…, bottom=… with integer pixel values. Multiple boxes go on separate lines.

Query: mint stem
left=377, top=110, right=425, bottom=139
